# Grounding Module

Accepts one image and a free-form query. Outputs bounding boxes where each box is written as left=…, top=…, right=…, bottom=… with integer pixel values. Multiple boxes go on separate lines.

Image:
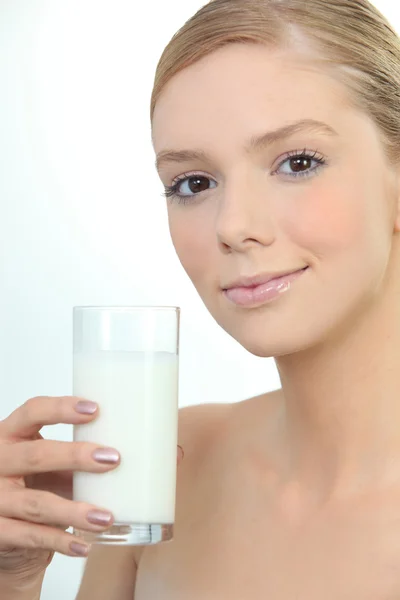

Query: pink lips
left=223, top=267, right=308, bottom=307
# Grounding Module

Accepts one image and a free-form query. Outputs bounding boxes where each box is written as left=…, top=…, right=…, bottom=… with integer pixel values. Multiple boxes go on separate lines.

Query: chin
left=199, top=285, right=337, bottom=358
left=211, top=307, right=323, bottom=359
left=231, top=334, right=310, bottom=359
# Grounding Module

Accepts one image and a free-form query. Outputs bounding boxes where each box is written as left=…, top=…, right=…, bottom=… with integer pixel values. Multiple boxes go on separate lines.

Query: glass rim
left=73, top=305, right=180, bottom=312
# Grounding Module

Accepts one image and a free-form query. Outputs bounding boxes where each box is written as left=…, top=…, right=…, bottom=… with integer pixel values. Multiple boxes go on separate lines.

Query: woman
left=2, top=0, right=400, bottom=598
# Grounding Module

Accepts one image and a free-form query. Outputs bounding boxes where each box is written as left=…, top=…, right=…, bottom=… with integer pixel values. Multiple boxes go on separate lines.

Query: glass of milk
left=72, top=306, right=179, bottom=545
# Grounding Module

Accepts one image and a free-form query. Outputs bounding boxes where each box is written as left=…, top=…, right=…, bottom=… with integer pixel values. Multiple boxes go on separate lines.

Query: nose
left=216, top=172, right=276, bottom=252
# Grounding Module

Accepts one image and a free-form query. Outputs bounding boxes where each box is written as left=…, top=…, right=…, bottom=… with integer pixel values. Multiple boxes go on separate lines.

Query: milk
left=73, top=350, right=178, bottom=524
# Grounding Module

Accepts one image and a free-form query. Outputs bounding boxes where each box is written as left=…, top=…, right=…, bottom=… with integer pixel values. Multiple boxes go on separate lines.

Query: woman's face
left=152, top=43, right=400, bottom=357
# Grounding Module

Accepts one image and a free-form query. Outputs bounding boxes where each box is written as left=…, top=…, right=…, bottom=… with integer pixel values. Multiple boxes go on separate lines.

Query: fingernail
left=75, top=400, right=98, bottom=415
left=70, top=541, right=90, bottom=557
left=92, top=447, right=120, bottom=464
left=87, top=510, right=113, bottom=526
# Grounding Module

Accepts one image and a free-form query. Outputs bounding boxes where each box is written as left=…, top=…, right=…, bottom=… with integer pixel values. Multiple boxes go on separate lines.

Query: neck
left=275, top=259, right=400, bottom=503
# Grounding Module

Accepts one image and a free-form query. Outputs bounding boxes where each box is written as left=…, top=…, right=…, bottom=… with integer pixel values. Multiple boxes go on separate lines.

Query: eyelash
left=162, top=148, right=327, bottom=205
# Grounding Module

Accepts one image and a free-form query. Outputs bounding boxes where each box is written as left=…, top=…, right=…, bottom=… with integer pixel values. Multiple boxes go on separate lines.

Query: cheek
left=281, top=179, right=373, bottom=263
left=168, top=209, right=215, bottom=283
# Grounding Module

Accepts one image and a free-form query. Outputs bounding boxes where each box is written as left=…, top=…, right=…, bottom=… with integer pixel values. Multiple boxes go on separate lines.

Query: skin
left=122, top=41, right=400, bottom=597
left=11, top=31, right=400, bottom=600
left=152, top=42, right=400, bottom=505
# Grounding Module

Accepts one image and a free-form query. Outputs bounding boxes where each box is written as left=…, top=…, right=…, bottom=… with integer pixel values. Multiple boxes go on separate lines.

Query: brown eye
left=164, top=174, right=217, bottom=204
left=182, top=175, right=211, bottom=194
left=274, top=150, right=326, bottom=179
left=289, top=156, right=312, bottom=173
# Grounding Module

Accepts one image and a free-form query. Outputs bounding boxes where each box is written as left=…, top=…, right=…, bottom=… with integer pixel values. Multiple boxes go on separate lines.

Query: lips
left=223, top=267, right=308, bottom=291
left=223, top=267, right=308, bottom=307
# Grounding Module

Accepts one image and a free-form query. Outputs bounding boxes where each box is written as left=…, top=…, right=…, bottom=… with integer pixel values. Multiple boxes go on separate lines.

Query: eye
left=163, top=173, right=217, bottom=205
left=162, top=149, right=326, bottom=205
left=273, top=149, right=326, bottom=179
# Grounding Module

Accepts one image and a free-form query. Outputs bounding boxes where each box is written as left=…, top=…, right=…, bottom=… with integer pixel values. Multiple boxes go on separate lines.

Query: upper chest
left=134, top=445, right=400, bottom=600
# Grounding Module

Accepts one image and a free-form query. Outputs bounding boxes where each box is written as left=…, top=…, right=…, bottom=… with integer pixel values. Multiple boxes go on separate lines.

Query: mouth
left=223, top=267, right=309, bottom=307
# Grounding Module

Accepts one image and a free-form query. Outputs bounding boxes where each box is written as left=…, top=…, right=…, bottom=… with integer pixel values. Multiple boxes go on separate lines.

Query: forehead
left=152, top=44, right=351, bottom=151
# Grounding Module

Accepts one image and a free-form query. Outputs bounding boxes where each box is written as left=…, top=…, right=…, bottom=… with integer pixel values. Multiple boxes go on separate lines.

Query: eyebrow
left=155, top=118, right=338, bottom=173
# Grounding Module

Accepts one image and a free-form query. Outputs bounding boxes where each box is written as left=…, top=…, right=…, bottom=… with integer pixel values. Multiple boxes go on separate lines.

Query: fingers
left=0, top=440, right=120, bottom=477
left=1, top=435, right=180, bottom=479
left=0, top=488, right=114, bottom=535
left=26, top=443, right=183, bottom=500
left=0, top=443, right=184, bottom=558
left=0, top=516, right=91, bottom=558
left=25, top=470, right=74, bottom=500
left=1, top=396, right=98, bottom=440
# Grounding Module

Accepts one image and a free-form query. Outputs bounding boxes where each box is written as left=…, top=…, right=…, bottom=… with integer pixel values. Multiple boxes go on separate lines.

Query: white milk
left=73, top=351, right=178, bottom=524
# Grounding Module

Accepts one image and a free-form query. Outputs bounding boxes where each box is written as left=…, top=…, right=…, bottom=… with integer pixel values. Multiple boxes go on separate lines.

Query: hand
left=0, top=394, right=184, bottom=586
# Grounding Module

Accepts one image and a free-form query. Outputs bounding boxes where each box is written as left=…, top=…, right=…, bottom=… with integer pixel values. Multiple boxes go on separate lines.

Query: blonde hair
left=150, top=0, right=400, bottom=165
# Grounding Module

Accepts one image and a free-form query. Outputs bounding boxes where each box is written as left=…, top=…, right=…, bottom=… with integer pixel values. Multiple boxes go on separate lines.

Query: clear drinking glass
left=72, top=306, right=180, bottom=545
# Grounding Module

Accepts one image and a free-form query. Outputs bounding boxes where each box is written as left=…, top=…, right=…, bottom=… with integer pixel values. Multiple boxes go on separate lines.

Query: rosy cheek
left=282, top=184, right=362, bottom=255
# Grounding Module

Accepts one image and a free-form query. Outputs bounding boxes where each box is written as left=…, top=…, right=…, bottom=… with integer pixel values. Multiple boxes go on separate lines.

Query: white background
left=0, top=1, right=398, bottom=598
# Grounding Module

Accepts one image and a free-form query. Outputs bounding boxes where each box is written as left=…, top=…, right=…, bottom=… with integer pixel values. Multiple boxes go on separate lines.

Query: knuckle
left=23, top=396, right=40, bottom=419
left=24, top=443, right=42, bottom=469
left=26, top=528, right=47, bottom=549
left=25, top=396, right=40, bottom=405
left=24, top=492, right=44, bottom=522
left=25, top=396, right=65, bottom=422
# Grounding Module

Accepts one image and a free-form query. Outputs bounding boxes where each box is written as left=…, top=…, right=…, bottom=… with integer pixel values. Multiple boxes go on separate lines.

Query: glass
left=72, top=306, right=180, bottom=545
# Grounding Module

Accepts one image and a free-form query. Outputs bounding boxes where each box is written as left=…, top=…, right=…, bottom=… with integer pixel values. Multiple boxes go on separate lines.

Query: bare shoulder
left=178, top=390, right=282, bottom=447
left=176, top=390, right=282, bottom=469
left=178, top=401, right=233, bottom=426
left=177, top=402, right=233, bottom=453
left=178, top=388, right=281, bottom=428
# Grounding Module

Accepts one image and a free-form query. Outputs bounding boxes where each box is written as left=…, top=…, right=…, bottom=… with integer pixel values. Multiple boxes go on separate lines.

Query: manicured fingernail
left=92, top=447, right=120, bottom=464
left=75, top=400, right=98, bottom=415
left=87, top=510, right=113, bottom=526
left=70, top=541, right=89, bottom=557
